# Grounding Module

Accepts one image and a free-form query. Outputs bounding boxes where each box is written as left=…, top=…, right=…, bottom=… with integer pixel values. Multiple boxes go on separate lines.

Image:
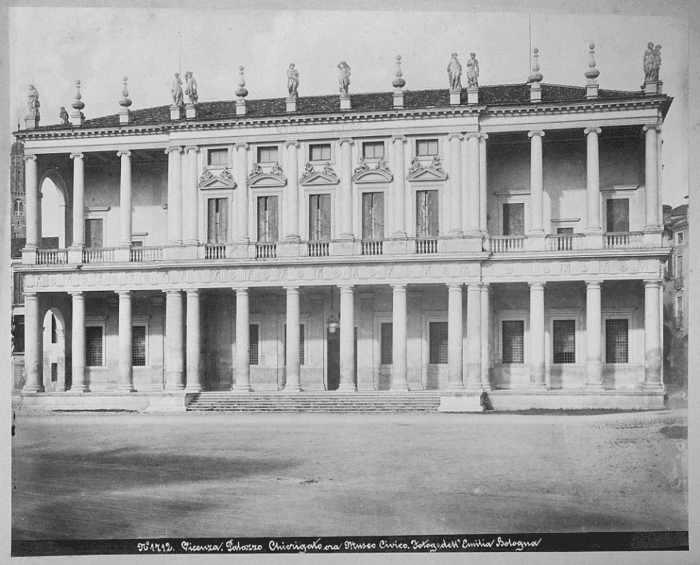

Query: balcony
left=82, top=248, right=116, bottom=263
left=545, top=233, right=585, bottom=251
left=36, top=249, right=68, bottom=265
left=307, top=241, right=329, bottom=257
left=415, top=238, right=438, bottom=254
left=604, top=232, right=644, bottom=249
left=255, top=242, right=277, bottom=259
left=130, top=246, right=164, bottom=262
left=361, top=240, right=383, bottom=256
left=490, top=236, right=526, bottom=253
left=204, top=244, right=226, bottom=260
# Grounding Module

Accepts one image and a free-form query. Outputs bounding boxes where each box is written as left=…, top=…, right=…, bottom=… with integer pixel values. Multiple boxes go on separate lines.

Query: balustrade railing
left=545, top=233, right=585, bottom=251
left=204, top=244, right=226, bottom=260
left=82, top=248, right=116, bottom=263
left=490, top=236, right=526, bottom=253
left=415, top=238, right=438, bottom=254
left=361, top=240, right=383, bottom=255
left=256, top=242, right=277, bottom=259
left=604, top=232, right=644, bottom=249
left=36, top=249, right=68, bottom=265
left=130, top=246, right=164, bottom=262
left=307, top=241, right=330, bottom=257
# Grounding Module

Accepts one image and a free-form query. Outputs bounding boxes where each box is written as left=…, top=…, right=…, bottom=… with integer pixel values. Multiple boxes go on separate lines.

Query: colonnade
left=20, top=280, right=666, bottom=394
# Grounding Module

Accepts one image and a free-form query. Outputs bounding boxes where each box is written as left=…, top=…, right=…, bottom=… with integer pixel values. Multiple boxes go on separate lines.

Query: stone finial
left=119, top=76, right=132, bottom=108
left=585, top=44, right=600, bottom=99
left=236, top=66, right=248, bottom=116
left=70, top=80, right=85, bottom=126
left=529, top=48, right=543, bottom=83
left=392, top=55, right=405, bottom=89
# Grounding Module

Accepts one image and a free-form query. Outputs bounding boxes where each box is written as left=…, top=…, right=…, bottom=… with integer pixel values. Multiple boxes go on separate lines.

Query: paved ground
left=11, top=409, right=687, bottom=540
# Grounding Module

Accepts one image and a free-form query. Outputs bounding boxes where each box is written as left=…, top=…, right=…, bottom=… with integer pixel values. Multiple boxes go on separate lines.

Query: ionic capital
left=339, top=284, right=354, bottom=293
left=165, top=146, right=183, bottom=155
left=23, top=154, right=38, bottom=162
left=339, top=138, right=354, bottom=147
left=529, top=282, right=546, bottom=290
left=447, top=132, right=464, bottom=141
left=479, top=133, right=489, bottom=141
left=186, top=289, right=200, bottom=297
left=584, top=127, right=602, bottom=136
left=391, top=135, right=407, bottom=144
left=643, top=279, right=663, bottom=288
left=70, top=291, right=85, bottom=298
left=447, top=283, right=463, bottom=292
left=284, top=285, right=300, bottom=293
left=284, top=140, right=300, bottom=149
left=235, top=286, right=249, bottom=295
left=166, top=289, right=183, bottom=296
left=117, top=290, right=132, bottom=298
left=643, top=124, right=662, bottom=133
left=463, top=132, right=481, bottom=140
left=391, top=283, right=407, bottom=292
left=234, top=143, right=249, bottom=151
left=185, top=146, right=199, bottom=154
left=528, top=130, right=545, bottom=138
left=116, top=150, right=132, bottom=158
left=585, top=280, right=602, bottom=289
left=70, top=152, right=84, bottom=160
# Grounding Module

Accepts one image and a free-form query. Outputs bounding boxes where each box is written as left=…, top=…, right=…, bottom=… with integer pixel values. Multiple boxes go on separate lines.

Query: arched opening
left=43, top=308, right=68, bottom=392
left=39, top=171, right=71, bottom=249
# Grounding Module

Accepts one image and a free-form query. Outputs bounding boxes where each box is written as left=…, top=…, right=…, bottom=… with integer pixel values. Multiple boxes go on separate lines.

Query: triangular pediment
left=248, top=172, right=287, bottom=188
left=198, top=168, right=237, bottom=189
left=352, top=168, right=393, bottom=184
left=300, top=171, right=340, bottom=186
left=406, top=166, right=448, bottom=182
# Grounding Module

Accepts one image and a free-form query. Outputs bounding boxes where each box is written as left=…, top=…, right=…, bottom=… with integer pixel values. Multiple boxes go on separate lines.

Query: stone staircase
left=186, top=390, right=441, bottom=413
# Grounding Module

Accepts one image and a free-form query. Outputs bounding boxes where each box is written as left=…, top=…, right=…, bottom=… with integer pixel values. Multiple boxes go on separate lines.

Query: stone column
left=447, top=284, right=464, bottom=391
left=466, top=284, right=482, bottom=389
left=236, top=144, right=249, bottom=242
left=70, top=153, right=85, bottom=247
left=185, top=290, right=202, bottom=392
left=24, top=155, right=40, bottom=249
left=466, top=133, right=481, bottom=235
left=391, top=135, right=407, bottom=238
left=234, top=288, right=252, bottom=391
left=70, top=291, right=87, bottom=392
left=339, top=138, right=354, bottom=240
left=448, top=133, right=464, bottom=237
left=23, top=291, right=44, bottom=392
left=285, top=141, right=300, bottom=242
left=391, top=284, right=408, bottom=391
left=643, top=280, right=664, bottom=389
left=479, top=134, right=488, bottom=234
left=480, top=284, right=491, bottom=390
left=528, top=131, right=545, bottom=235
left=118, top=150, right=132, bottom=248
left=117, top=290, right=134, bottom=391
left=338, top=285, right=356, bottom=391
left=285, top=286, right=302, bottom=391
left=585, top=128, right=602, bottom=232
left=184, top=146, right=199, bottom=245
left=585, top=281, right=604, bottom=390
left=529, top=282, right=546, bottom=389
left=166, top=147, right=183, bottom=244
left=165, top=290, right=185, bottom=390
left=643, top=125, right=661, bottom=230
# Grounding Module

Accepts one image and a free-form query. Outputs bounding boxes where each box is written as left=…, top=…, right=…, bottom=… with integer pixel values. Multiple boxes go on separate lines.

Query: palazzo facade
left=12, top=54, right=672, bottom=410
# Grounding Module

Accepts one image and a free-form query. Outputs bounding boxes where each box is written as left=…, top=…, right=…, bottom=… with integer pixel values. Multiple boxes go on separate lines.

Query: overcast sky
left=8, top=7, right=689, bottom=206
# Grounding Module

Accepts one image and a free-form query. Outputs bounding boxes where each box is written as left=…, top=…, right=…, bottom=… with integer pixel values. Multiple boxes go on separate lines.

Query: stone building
left=11, top=47, right=672, bottom=411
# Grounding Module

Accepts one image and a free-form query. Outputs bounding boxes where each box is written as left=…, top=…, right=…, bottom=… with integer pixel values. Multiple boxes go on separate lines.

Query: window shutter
left=416, top=191, right=427, bottom=238
left=309, top=195, right=318, bottom=240
left=219, top=198, right=228, bottom=242
left=207, top=199, right=216, bottom=243
left=427, top=190, right=439, bottom=237
left=373, top=193, right=385, bottom=240
left=85, top=219, right=104, bottom=248
left=607, top=199, right=630, bottom=232
left=269, top=196, right=279, bottom=242
left=362, top=193, right=373, bottom=239
left=319, top=194, right=331, bottom=240
left=257, top=197, right=267, bottom=241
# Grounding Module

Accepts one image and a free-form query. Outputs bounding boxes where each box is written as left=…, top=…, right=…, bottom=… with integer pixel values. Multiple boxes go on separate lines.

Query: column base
left=69, top=385, right=89, bottom=393
left=117, top=386, right=136, bottom=393
left=445, top=383, right=465, bottom=392
left=231, top=384, right=253, bottom=393
left=390, top=383, right=410, bottom=392
left=529, top=383, right=548, bottom=391
left=282, top=386, right=303, bottom=393
left=464, top=384, right=483, bottom=393
left=336, top=383, right=357, bottom=392
left=185, top=385, right=203, bottom=393
left=22, top=385, right=45, bottom=393
left=642, top=382, right=665, bottom=391
left=584, top=383, right=605, bottom=392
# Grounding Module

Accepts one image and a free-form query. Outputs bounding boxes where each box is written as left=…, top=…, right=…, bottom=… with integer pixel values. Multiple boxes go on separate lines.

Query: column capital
left=24, top=290, right=38, bottom=299
left=165, top=288, right=183, bottom=295
left=165, top=146, right=183, bottom=155
left=284, top=285, right=300, bottom=293
left=185, top=146, right=199, bottom=153
left=447, top=283, right=463, bottom=292
left=69, top=291, right=85, bottom=298
left=529, top=282, right=546, bottom=290
left=24, top=154, right=38, bottom=162
left=643, top=124, right=662, bottom=133
left=339, top=284, right=354, bottom=293
left=391, top=135, right=407, bottom=143
left=643, top=279, right=663, bottom=288
left=479, top=133, right=489, bottom=141
left=284, top=140, right=300, bottom=149
left=339, top=137, right=354, bottom=146
left=585, top=280, right=602, bottom=289
left=117, top=290, right=132, bottom=298
left=117, top=150, right=132, bottom=158
left=528, top=130, right=545, bottom=138
left=467, top=283, right=483, bottom=291
left=70, top=152, right=84, bottom=160
left=463, top=132, right=481, bottom=140
left=186, top=289, right=200, bottom=297
left=584, top=127, right=602, bottom=135
left=235, top=286, right=249, bottom=295
left=447, top=132, right=464, bottom=141
left=235, top=143, right=249, bottom=151
left=391, top=283, right=407, bottom=291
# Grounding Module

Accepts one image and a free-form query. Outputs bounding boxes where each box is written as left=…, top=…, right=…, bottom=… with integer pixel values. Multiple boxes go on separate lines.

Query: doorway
left=326, top=327, right=357, bottom=390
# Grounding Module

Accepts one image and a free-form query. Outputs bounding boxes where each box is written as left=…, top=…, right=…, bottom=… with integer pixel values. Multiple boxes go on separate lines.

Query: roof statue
left=287, top=64, right=299, bottom=99
left=338, top=61, right=351, bottom=96
left=466, top=53, right=479, bottom=88
left=184, top=72, right=198, bottom=105
left=644, top=43, right=662, bottom=82
left=447, top=53, right=462, bottom=90
left=59, top=107, right=69, bottom=125
left=27, top=85, right=40, bottom=117
left=172, top=73, right=184, bottom=106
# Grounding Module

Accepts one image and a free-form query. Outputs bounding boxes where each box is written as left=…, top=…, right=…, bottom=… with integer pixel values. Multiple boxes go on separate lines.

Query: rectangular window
left=502, top=320, right=525, bottom=363
left=283, top=324, right=306, bottom=366
left=309, top=194, right=332, bottom=241
left=553, top=320, right=576, bottom=364
left=51, top=314, right=57, bottom=344
left=503, top=203, right=525, bottom=236
left=380, top=323, right=393, bottom=365
left=208, top=149, right=228, bottom=166
left=677, top=255, right=683, bottom=284
left=132, top=325, right=147, bottom=367
left=257, top=196, right=279, bottom=242
left=131, top=240, right=143, bottom=248
left=362, top=192, right=385, bottom=240
left=676, top=232, right=684, bottom=244
left=207, top=198, right=229, bottom=244
left=309, top=143, right=332, bottom=162
left=51, top=363, right=58, bottom=382
left=675, top=295, right=683, bottom=326
left=429, top=321, right=448, bottom=364
left=416, top=139, right=439, bottom=157
left=85, top=218, right=104, bottom=248
left=85, top=326, right=104, bottom=367
left=605, top=319, right=629, bottom=363
left=257, top=146, right=279, bottom=164
left=556, top=227, right=574, bottom=235
left=13, top=272, right=24, bottom=305
left=606, top=199, right=630, bottom=232
left=363, top=142, right=385, bottom=159
left=12, top=315, right=25, bottom=354
left=249, top=324, right=260, bottom=365
left=416, top=190, right=439, bottom=238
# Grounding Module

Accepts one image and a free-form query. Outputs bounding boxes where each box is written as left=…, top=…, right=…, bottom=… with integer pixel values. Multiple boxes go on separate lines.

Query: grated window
left=429, top=322, right=448, bottom=364
left=381, top=323, right=393, bottom=365
left=502, top=320, right=525, bottom=363
left=132, top=325, right=146, bottom=367
left=605, top=319, right=629, bottom=363
left=553, top=320, right=576, bottom=364
left=85, top=326, right=103, bottom=367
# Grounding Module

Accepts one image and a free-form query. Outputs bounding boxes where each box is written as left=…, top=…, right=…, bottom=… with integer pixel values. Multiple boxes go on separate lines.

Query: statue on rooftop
left=59, top=107, right=69, bottom=125
left=184, top=71, right=198, bottom=105
left=644, top=43, right=662, bottom=82
left=172, top=73, right=184, bottom=106
left=27, top=85, right=40, bottom=117
left=447, top=53, right=462, bottom=90
left=338, top=61, right=351, bottom=96
left=466, top=53, right=479, bottom=88
left=287, top=64, right=299, bottom=99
